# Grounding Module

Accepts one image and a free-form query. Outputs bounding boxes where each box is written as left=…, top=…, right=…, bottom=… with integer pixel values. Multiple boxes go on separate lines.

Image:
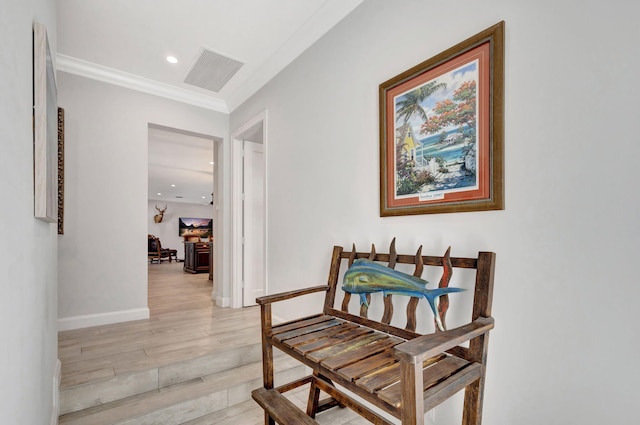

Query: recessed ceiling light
left=171, top=184, right=176, bottom=187
left=166, top=56, right=178, bottom=64
left=201, top=196, right=206, bottom=199
left=209, top=161, right=214, bottom=165
left=157, top=192, right=162, bottom=196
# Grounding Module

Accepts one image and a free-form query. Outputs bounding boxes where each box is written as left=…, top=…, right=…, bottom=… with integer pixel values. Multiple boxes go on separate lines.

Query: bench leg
left=306, top=373, right=344, bottom=418
left=260, top=304, right=274, bottom=389
left=463, top=330, right=489, bottom=424
left=462, top=377, right=485, bottom=425
left=400, top=360, right=424, bottom=425
left=306, top=373, right=322, bottom=418
left=260, top=304, right=275, bottom=425
left=261, top=339, right=274, bottom=389
left=264, top=411, right=275, bottom=425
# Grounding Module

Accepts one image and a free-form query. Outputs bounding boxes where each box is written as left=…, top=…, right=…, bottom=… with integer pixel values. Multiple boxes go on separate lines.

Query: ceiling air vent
left=184, top=48, right=244, bottom=93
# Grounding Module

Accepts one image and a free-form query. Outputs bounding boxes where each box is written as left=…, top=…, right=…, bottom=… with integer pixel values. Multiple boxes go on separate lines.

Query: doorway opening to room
left=231, top=111, right=267, bottom=308
left=147, top=123, right=220, bottom=313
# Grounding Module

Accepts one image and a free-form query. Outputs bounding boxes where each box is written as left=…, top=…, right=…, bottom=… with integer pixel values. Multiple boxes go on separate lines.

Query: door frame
left=230, top=110, right=267, bottom=308
left=242, top=141, right=264, bottom=307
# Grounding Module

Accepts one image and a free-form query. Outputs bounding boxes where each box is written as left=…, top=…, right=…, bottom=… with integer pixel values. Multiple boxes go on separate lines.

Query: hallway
left=58, top=262, right=371, bottom=424
left=59, top=262, right=258, bottom=390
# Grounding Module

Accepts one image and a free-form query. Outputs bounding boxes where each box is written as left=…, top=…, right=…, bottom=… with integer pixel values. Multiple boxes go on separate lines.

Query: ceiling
left=148, top=126, right=216, bottom=206
left=57, top=0, right=362, bottom=206
left=57, top=0, right=363, bottom=113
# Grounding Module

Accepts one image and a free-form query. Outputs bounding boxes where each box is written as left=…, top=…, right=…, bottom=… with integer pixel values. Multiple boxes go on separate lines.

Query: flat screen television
left=178, top=217, right=213, bottom=238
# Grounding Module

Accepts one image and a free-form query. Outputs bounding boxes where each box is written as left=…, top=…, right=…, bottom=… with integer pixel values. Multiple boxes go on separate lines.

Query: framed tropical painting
left=379, top=21, right=504, bottom=216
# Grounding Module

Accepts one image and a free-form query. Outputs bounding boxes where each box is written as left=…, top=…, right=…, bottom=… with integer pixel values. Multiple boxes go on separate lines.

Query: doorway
left=231, top=111, right=267, bottom=308
left=147, top=124, right=219, bottom=302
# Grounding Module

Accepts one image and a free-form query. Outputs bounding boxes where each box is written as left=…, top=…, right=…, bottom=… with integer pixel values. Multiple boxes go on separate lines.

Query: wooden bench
left=252, top=240, right=495, bottom=425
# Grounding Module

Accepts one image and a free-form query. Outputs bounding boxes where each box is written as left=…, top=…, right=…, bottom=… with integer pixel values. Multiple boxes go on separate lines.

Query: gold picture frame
left=380, top=21, right=504, bottom=216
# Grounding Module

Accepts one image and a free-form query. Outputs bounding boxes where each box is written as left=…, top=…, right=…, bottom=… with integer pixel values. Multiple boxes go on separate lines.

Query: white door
left=242, top=141, right=265, bottom=307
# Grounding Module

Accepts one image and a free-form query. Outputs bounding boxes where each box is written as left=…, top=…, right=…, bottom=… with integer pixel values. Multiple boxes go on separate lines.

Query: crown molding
left=57, top=0, right=363, bottom=114
left=56, top=54, right=229, bottom=114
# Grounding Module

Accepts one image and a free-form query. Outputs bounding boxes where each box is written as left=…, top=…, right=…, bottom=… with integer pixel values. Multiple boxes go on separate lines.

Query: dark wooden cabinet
left=183, top=242, right=210, bottom=274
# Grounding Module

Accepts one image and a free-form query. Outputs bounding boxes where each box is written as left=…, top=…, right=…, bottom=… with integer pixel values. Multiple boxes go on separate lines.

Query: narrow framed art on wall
left=33, top=22, right=59, bottom=222
left=58, top=107, right=65, bottom=234
left=379, top=21, right=504, bottom=216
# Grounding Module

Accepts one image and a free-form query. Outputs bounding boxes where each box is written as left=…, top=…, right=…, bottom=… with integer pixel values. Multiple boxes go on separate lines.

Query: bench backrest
left=322, top=239, right=495, bottom=341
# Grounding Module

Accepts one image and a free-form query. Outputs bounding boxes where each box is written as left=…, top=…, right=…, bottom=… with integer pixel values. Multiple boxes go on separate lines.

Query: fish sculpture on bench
left=342, top=258, right=464, bottom=331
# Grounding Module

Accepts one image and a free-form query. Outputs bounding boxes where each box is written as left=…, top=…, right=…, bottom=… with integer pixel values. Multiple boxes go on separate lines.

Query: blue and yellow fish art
left=341, top=258, right=464, bottom=331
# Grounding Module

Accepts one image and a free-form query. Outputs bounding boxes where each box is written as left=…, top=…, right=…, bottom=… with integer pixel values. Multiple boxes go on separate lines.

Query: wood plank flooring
left=58, top=261, right=374, bottom=424
left=59, top=262, right=260, bottom=389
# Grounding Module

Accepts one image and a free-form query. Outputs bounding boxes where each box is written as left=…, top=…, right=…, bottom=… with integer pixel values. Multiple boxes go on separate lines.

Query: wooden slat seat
left=272, top=317, right=344, bottom=342
left=321, top=334, right=402, bottom=371
left=336, top=349, right=398, bottom=382
left=283, top=322, right=359, bottom=347
left=307, top=333, right=386, bottom=363
left=378, top=356, right=472, bottom=407
left=254, top=241, right=496, bottom=425
left=268, top=314, right=332, bottom=337
left=295, top=326, right=372, bottom=356
left=355, top=361, right=403, bottom=394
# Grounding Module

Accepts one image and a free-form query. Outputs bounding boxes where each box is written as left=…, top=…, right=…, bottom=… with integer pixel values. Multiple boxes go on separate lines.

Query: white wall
left=0, top=0, right=59, bottom=423
left=147, top=200, right=213, bottom=261
left=57, top=73, right=228, bottom=329
left=230, top=0, right=640, bottom=423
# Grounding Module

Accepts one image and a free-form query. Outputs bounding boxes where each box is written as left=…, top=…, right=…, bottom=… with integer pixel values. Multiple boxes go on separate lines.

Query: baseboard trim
left=58, top=308, right=150, bottom=331
left=216, top=296, right=230, bottom=308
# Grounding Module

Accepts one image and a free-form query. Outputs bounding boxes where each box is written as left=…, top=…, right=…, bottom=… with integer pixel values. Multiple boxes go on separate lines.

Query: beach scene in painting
left=394, top=60, right=479, bottom=199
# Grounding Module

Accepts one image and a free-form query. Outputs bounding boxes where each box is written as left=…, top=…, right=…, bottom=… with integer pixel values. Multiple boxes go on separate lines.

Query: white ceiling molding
left=222, top=0, right=364, bottom=112
left=57, top=54, right=229, bottom=113
left=56, top=0, right=363, bottom=114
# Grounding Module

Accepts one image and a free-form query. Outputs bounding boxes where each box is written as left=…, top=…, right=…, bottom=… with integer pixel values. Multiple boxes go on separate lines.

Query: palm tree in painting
left=394, top=80, right=447, bottom=196
left=396, top=81, right=447, bottom=125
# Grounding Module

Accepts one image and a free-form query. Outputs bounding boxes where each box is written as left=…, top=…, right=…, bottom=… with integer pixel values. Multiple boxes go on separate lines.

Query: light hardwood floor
left=58, top=261, right=371, bottom=424
left=59, top=262, right=260, bottom=389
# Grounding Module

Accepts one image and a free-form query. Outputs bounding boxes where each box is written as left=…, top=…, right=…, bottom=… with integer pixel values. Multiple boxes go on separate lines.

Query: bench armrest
left=393, top=316, right=494, bottom=364
left=256, top=285, right=329, bottom=305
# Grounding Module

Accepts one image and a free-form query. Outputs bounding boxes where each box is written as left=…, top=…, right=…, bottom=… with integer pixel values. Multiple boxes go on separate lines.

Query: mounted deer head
left=154, top=205, right=167, bottom=223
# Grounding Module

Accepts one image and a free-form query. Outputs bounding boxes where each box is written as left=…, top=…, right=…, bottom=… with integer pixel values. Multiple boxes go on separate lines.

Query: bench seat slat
left=321, top=336, right=403, bottom=371
left=306, top=333, right=386, bottom=363
left=293, top=327, right=372, bottom=355
left=376, top=355, right=471, bottom=408
left=336, top=350, right=399, bottom=382
left=355, top=352, right=449, bottom=394
left=269, top=315, right=334, bottom=337
left=282, top=322, right=358, bottom=346
left=356, top=362, right=402, bottom=393
left=273, top=318, right=344, bottom=342
left=422, top=363, right=483, bottom=412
